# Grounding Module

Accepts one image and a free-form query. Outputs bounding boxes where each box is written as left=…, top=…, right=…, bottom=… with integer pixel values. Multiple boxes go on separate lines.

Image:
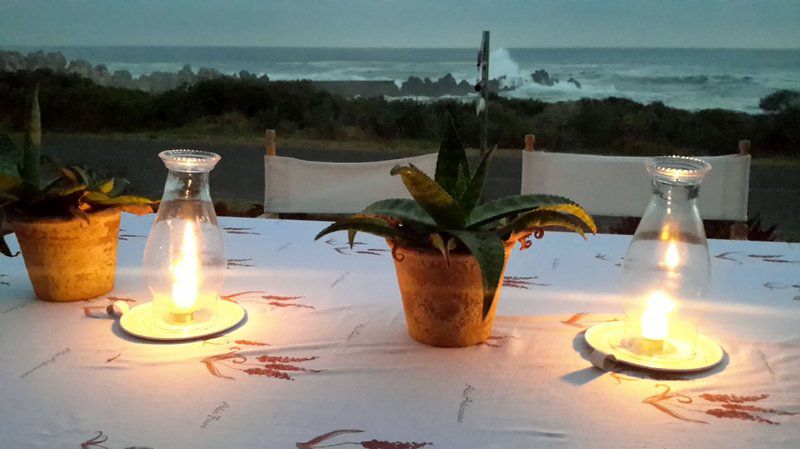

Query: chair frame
left=522, top=134, right=752, bottom=240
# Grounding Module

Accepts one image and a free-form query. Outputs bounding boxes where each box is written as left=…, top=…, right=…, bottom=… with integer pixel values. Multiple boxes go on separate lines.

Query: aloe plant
left=0, top=86, right=156, bottom=257
left=315, top=115, right=596, bottom=318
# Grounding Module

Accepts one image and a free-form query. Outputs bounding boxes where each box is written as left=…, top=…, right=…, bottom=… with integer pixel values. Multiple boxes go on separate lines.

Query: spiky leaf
left=0, top=173, right=23, bottom=194
left=434, top=114, right=471, bottom=199
left=458, top=145, right=495, bottom=215
left=428, top=232, right=450, bottom=265
left=96, top=178, right=115, bottom=194
left=314, top=216, right=422, bottom=244
left=60, top=166, right=91, bottom=185
left=0, top=134, right=21, bottom=176
left=41, top=183, right=87, bottom=200
left=362, top=198, right=436, bottom=227
left=468, top=194, right=587, bottom=228
left=534, top=203, right=597, bottom=234
left=83, top=191, right=154, bottom=207
left=347, top=229, right=358, bottom=249
left=105, top=177, right=129, bottom=197
left=499, top=209, right=589, bottom=239
left=391, top=165, right=465, bottom=229
left=449, top=230, right=506, bottom=319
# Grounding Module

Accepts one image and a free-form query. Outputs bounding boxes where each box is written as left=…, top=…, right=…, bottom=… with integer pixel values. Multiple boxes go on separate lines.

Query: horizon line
left=2, top=44, right=799, bottom=51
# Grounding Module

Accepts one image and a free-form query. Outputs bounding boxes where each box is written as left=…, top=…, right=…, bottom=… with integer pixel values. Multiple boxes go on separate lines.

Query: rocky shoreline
left=0, top=49, right=576, bottom=98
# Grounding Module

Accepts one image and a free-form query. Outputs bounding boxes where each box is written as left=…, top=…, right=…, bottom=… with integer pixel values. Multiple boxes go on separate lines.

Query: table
left=1, top=215, right=798, bottom=448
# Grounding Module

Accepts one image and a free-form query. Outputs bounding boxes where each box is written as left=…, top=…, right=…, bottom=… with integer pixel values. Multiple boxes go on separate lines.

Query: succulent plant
left=0, top=86, right=156, bottom=257
left=315, top=115, right=596, bottom=318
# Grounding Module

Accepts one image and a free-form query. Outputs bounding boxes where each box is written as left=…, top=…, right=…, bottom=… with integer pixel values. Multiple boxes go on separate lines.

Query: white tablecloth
left=0, top=215, right=798, bottom=449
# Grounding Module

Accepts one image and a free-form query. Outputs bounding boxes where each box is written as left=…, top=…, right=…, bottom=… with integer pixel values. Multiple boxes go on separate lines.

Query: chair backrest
left=264, top=131, right=437, bottom=214
left=520, top=141, right=751, bottom=221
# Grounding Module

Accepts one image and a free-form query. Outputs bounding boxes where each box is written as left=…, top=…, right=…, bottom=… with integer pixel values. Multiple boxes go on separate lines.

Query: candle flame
left=664, top=240, right=680, bottom=270
left=641, top=291, right=675, bottom=341
left=171, top=221, right=199, bottom=310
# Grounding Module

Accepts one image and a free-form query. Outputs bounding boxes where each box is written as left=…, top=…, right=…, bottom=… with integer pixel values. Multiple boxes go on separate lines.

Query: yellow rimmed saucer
left=120, top=300, right=245, bottom=342
left=584, top=321, right=724, bottom=373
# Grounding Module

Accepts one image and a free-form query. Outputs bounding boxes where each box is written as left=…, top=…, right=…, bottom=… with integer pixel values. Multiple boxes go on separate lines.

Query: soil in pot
left=10, top=207, right=122, bottom=302
left=391, top=243, right=512, bottom=347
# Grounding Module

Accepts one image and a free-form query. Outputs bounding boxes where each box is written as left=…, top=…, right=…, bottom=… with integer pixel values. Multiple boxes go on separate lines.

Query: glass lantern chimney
left=620, top=156, right=712, bottom=362
left=143, top=150, right=226, bottom=330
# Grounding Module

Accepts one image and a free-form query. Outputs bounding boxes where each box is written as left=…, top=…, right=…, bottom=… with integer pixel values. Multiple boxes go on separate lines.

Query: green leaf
left=361, top=198, right=436, bottom=227
left=347, top=229, right=357, bottom=249
left=60, top=166, right=92, bottom=186
left=448, top=230, right=506, bottom=319
left=458, top=145, right=495, bottom=216
left=499, top=209, right=589, bottom=239
left=44, top=183, right=87, bottom=199
left=428, top=232, right=450, bottom=265
left=434, top=113, right=470, bottom=198
left=105, top=177, right=129, bottom=197
left=97, top=178, right=115, bottom=194
left=391, top=165, right=465, bottom=229
left=467, top=194, right=583, bottom=228
left=83, top=192, right=153, bottom=206
left=534, top=203, right=597, bottom=234
left=0, top=133, right=21, bottom=177
left=0, top=172, right=23, bottom=194
left=314, top=216, right=421, bottom=244
left=0, top=234, right=19, bottom=257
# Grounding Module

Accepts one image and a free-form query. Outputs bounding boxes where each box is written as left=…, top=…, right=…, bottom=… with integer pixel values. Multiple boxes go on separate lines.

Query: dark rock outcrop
left=759, top=90, right=800, bottom=112
left=532, top=69, right=555, bottom=86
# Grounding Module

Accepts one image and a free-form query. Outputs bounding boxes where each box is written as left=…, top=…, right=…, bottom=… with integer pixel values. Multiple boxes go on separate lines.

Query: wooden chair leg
left=730, top=222, right=748, bottom=240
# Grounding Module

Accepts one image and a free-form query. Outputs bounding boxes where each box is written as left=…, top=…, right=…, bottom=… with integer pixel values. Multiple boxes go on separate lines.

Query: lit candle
left=640, top=290, right=676, bottom=352
left=169, top=220, right=200, bottom=323
left=664, top=240, right=679, bottom=270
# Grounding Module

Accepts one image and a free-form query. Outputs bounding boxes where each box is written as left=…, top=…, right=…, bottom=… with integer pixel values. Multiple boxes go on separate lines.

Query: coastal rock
left=66, top=59, right=95, bottom=78
left=567, top=77, right=582, bottom=89
left=759, top=90, right=800, bottom=112
left=111, top=70, right=135, bottom=89
left=400, top=73, right=475, bottom=97
left=238, top=70, right=257, bottom=81
left=197, top=67, right=222, bottom=81
left=45, top=52, right=67, bottom=71
left=0, top=50, right=26, bottom=71
left=138, top=71, right=178, bottom=92
left=177, top=64, right=196, bottom=85
left=90, top=64, right=113, bottom=86
left=531, top=69, right=555, bottom=86
left=24, top=51, right=50, bottom=70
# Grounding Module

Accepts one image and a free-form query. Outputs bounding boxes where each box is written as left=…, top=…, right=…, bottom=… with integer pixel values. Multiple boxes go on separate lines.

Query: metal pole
left=480, top=30, right=490, bottom=156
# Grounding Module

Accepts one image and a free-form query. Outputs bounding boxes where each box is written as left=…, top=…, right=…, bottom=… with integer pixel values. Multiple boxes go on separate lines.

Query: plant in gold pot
left=316, top=117, right=596, bottom=347
left=0, top=87, right=155, bottom=301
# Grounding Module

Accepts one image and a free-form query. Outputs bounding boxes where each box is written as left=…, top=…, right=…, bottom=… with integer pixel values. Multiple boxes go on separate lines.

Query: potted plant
left=0, top=87, right=155, bottom=301
left=315, top=117, right=596, bottom=347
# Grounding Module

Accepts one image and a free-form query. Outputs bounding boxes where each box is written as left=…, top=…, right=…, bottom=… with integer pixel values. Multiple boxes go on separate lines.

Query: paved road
left=42, top=134, right=799, bottom=240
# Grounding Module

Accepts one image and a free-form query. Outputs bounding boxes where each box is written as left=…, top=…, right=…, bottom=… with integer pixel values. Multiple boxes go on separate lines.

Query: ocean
left=5, top=46, right=800, bottom=113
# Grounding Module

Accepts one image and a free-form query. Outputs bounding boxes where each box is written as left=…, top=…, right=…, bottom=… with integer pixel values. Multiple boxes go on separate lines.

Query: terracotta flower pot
left=390, top=243, right=512, bottom=347
left=10, top=208, right=122, bottom=302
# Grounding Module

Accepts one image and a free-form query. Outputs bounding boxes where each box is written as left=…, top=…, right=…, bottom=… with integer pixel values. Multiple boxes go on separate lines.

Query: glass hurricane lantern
left=120, top=150, right=245, bottom=341
left=585, top=156, right=724, bottom=372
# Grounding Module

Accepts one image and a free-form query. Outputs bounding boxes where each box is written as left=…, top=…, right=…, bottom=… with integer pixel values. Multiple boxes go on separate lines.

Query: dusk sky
left=1, top=0, right=799, bottom=48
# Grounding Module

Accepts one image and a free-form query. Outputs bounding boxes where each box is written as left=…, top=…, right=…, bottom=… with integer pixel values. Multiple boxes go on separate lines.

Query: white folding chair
left=520, top=135, right=752, bottom=239
left=263, top=130, right=438, bottom=215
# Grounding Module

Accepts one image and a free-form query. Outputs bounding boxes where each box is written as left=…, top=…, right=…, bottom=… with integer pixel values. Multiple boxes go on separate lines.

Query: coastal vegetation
left=0, top=70, right=798, bottom=158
